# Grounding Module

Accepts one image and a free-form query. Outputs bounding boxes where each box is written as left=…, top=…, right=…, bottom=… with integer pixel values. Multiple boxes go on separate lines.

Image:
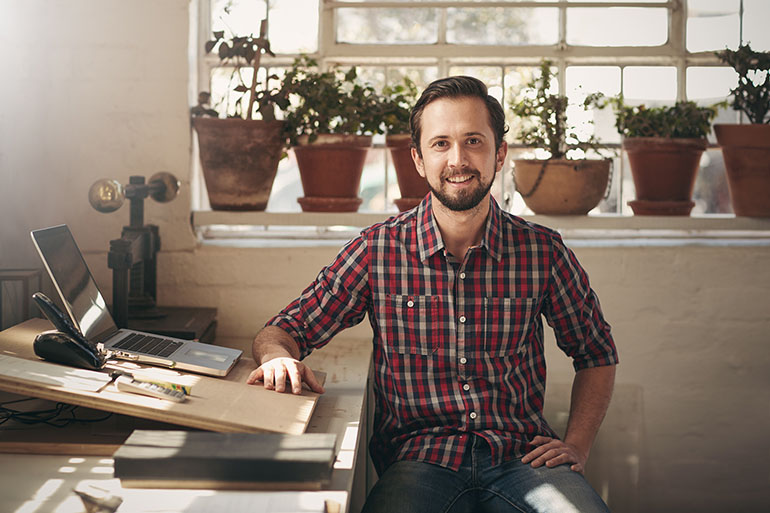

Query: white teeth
left=447, top=175, right=471, bottom=183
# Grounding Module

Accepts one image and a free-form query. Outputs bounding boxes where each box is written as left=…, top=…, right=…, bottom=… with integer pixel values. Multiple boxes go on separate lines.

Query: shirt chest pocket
left=381, top=294, right=443, bottom=356
left=483, top=297, right=537, bottom=356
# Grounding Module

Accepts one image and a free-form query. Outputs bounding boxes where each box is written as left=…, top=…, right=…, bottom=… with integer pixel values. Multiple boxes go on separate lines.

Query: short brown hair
left=409, top=76, right=508, bottom=157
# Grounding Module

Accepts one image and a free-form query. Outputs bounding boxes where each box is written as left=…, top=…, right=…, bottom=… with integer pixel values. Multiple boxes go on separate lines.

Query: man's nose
left=448, top=144, right=468, bottom=168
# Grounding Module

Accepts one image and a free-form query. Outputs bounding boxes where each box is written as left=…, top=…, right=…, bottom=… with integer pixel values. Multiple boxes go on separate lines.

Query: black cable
left=0, top=398, right=113, bottom=428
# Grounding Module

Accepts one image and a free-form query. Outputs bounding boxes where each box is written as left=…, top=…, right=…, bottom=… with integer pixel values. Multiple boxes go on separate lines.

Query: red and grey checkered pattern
left=268, top=194, right=618, bottom=474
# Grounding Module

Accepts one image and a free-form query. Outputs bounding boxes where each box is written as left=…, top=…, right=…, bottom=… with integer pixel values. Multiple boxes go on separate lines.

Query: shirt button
left=463, top=383, right=470, bottom=391
left=470, top=412, right=478, bottom=420
left=460, top=272, right=466, bottom=279
left=459, top=357, right=467, bottom=365
left=407, top=300, right=414, bottom=307
left=459, top=315, right=466, bottom=323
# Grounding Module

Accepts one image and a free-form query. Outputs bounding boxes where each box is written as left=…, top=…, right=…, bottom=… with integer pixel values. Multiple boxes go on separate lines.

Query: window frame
left=192, top=0, right=763, bottom=238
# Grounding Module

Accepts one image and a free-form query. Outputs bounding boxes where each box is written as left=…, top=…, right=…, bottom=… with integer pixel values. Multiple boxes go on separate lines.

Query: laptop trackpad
left=184, top=347, right=229, bottom=363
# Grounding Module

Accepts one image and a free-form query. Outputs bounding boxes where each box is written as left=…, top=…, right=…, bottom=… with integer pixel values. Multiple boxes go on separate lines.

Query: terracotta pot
left=714, top=124, right=770, bottom=217
left=627, top=199, right=695, bottom=216
left=623, top=137, right=707, bottom=215
left=293, top=134, right=372, bottom=212
left=193, top=118, right=285, bottom=211
left=512, top=159, right=611, bottom=215
left=386, top=134, right=429, bottom=211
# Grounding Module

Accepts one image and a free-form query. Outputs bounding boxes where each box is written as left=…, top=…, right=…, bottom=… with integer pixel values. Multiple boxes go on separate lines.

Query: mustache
left=441, top=167, right=481, bottom=180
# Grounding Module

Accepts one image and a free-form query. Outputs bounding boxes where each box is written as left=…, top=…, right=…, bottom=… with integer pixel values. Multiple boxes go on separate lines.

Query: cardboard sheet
left=0, top=319, right=322, bottom=436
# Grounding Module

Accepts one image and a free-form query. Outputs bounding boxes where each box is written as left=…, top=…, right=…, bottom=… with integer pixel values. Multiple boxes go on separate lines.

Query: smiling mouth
left=445, top=174, right=475, bottom=184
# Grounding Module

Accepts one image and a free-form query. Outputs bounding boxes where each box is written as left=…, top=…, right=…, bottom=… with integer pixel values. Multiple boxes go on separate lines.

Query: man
left=247, top=76, right=618, bottom=513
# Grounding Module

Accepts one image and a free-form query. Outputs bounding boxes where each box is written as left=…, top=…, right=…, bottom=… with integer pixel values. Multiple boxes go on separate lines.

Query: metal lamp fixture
left=88, top=172, right=180, bottom=227
left=86, top=172, right=180, bottom=328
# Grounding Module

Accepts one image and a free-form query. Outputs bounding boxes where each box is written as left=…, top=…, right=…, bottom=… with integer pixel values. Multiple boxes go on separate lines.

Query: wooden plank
left=113, top=430, right=337, bottom=489
left=0, top=319, right=322, bottom=437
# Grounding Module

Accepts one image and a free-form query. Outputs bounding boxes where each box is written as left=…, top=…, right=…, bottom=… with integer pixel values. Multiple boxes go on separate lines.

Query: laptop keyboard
left=112, top=333, right=183, bottom=357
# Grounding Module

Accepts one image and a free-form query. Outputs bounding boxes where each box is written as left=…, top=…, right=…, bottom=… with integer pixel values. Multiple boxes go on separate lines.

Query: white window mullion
left=670, top=0, right=686, bottom=101
left=319, top=0, right=335, bottom=62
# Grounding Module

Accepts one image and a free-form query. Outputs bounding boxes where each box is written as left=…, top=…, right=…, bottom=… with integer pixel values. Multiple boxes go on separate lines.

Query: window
left=192, top=0, right=768, bottom=222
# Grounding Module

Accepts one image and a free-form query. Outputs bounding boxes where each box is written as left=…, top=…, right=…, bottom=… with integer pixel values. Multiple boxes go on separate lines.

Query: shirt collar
left=416, top=194, right=444, bottom=261
left=416, top=194, right=504, bottom=263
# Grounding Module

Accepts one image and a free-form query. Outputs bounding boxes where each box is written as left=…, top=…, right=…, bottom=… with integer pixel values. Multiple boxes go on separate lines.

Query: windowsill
left=192, top=211, right=770, bottom=248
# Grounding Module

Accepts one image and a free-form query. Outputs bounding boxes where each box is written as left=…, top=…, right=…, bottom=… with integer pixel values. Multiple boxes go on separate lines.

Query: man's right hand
left=246, top=357, right=325, bottom=395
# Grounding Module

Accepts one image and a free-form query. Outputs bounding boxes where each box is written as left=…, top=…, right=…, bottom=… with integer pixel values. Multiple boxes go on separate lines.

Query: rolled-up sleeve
left=266, top=235, right=371, bottom=359
left=543, top=235, right=618, bottom=371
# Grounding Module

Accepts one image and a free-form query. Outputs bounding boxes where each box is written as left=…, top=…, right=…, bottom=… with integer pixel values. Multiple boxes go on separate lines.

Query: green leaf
left=218, top=42, right=230, bottom=60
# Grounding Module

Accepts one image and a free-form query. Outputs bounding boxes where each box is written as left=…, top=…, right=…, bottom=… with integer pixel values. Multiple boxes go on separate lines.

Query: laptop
left=31, top=225, right=242, bottom=377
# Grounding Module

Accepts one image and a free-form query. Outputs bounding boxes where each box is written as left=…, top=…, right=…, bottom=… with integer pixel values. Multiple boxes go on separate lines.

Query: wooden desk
left=0, top=319, right=320, bottom=434
left=0, top=320, right=374, bottom=513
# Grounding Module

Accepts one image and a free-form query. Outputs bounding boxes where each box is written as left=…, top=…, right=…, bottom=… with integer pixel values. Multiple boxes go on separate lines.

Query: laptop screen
left=31, top=225, right=118, bottom=341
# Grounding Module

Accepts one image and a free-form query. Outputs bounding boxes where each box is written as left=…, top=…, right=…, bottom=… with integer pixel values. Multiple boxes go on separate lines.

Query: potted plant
left=511, top=60, right=612, bottom=215
left=191, top=19, right=290, bottom=211
left=714, top=44, right=770, bottom=217
left=612, top=99, right=720, bottom=215
left=381, top=77, right=427, bottom=211
left=282, top=56, right=385, bottom=212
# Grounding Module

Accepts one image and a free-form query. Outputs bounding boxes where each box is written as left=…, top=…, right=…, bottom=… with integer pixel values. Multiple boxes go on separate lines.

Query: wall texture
left=0, top=0, right=195, bottom=270
left=1, top=1, right=769, bottom=512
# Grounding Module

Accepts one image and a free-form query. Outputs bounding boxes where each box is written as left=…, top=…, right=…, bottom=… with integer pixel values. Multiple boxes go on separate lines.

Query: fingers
left=245, top=357, right=324, bottom=395
left=301, top=366, right=325, bottom=394
left=522, top=438, right=584, bottom=473
left=521, top=436, right=555, bottom=463
left=529, top=435, right=553, bottom=446
left=246, top=367, right=263, bottom=385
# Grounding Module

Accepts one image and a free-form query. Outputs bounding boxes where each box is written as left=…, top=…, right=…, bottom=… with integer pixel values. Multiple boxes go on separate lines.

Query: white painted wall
left=1, top=2, right=769, bottom=511
left=0, top=0, right=195, bottom=269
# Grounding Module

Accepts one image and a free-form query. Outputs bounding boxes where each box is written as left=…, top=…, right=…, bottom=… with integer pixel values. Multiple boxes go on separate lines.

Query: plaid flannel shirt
left=267, top=195, right=618, bottom=474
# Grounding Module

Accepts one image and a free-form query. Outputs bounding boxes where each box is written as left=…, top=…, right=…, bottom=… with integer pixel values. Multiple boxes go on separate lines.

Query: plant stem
left=246, top=19, right=267, bottom=121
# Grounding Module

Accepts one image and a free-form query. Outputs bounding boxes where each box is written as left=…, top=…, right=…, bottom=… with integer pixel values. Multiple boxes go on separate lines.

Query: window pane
left=687, top=67, right=741, bottom=126
left=567, top=8, right=668, bottom=46
left=687, top=0, right=740, bottom=52
left=210, top=66, right=258, bottom=118
left=567, top=67, right=621, bottom=144
left=448, top=66, right=505, bottom=101
left=360, top=149, right=396, bottom=213
left=623, top=67, right=677, bottom=102
left=268, top=151, right=303, bottom=212
left=505, top=66, right=554, bottom=159
left=386, top=67, right=438, bottom=91
left=337, top=8, right=438, bottom=44
left=567, top=67, right=621, bottom=98
left=269, top=0, right=318, bottom=53
left=211, top=0, right=267, bottom=37
left=693, top=149, right=732, bottom=214
left=744, top=0, right=770, bottom=50
left=686, top=67, right=735, bottom=102
left=210, top=66, right=292, bottom=119
left=352, top=66, right=387, bottom=94
left=446, top=8, right=558, bottom=45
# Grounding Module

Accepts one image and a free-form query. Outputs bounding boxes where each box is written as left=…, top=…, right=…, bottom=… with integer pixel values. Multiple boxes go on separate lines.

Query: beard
left=427, top=167, right=495, bottom=212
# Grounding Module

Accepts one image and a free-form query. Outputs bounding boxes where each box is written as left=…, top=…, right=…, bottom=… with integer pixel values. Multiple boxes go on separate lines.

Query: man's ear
left=495, top=143, right=508, bottom=173
left=411, top=146, right=426, bottom=178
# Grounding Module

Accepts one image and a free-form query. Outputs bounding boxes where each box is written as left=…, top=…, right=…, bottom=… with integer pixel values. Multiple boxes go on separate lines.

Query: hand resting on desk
left=246, top=326, right=325, bottom=395
left=246, top=356, right=325, bottom=395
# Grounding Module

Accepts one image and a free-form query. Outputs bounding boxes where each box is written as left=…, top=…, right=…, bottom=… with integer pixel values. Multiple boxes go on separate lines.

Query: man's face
left=411, top=96, right=506, bottom=212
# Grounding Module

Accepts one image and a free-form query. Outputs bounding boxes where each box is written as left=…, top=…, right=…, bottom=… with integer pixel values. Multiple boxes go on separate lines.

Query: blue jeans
left=362, top=436, right=609, bottom=513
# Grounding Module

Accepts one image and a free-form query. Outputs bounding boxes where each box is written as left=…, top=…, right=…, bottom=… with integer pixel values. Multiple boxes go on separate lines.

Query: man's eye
left=434, top=140, right=448, bottom=148
left=468, top=138, right=480, bottom=145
